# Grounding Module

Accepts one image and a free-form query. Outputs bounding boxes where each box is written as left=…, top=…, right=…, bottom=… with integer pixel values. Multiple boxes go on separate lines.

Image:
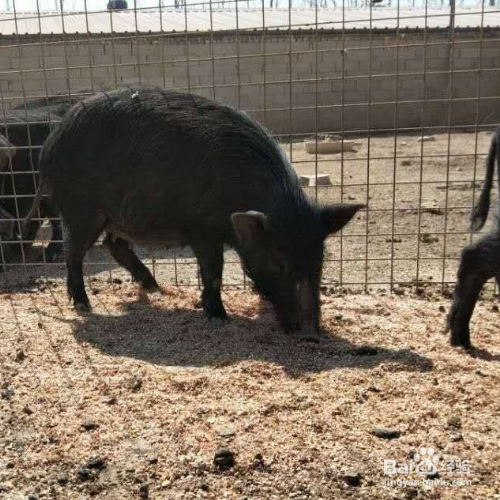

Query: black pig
left=26, top=88, right=363, bottom=332
left=447, top=124, right=500, bottom=348
left=0, top=94, right=81, bottom=265
left=0, top=109, right=64, bottom=265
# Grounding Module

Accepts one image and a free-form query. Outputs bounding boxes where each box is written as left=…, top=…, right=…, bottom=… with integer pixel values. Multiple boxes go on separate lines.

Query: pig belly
left=104, top=223, right=189, bottom=249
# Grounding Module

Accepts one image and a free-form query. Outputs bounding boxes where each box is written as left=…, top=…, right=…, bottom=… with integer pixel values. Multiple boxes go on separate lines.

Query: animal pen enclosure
left=1, top=3, right=500, bottom=292
left=3, top=5, right=500, bottom=500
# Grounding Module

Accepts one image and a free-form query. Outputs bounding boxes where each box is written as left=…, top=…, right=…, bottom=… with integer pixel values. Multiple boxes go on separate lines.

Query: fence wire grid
left=0, top=0, right=499, bottom=293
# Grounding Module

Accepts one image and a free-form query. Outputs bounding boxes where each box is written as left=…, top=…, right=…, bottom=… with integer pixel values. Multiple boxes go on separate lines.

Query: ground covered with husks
left=1, top=279, right=500, bottom=500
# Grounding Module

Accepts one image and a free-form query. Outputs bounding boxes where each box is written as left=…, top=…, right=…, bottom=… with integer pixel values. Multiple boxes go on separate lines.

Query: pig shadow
left=465, top=347, right=500, bottom=362
left=48, top=293, right=435, bottom=376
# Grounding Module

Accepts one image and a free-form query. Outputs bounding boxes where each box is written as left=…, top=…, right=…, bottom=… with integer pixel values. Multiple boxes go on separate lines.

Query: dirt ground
left=292, top=129, right=494, bottom=289
left=1, top=129, right=495, bottom=293
left=1, top=280, right=500, bottom=500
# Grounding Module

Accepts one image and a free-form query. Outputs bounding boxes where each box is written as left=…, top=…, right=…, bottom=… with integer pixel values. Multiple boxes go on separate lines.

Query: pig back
left=39, top=88, right=303, bottom=238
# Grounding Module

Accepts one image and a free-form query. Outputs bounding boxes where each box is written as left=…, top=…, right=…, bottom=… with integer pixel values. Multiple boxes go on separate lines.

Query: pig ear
left=0, top=133, right=15, bottom=171
left=321, top=203, right=364, bottom=236
left=231, top=211, right=269, bottom=249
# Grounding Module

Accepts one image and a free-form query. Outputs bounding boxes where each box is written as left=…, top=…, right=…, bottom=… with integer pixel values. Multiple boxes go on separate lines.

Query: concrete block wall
left=1, top=29, right=499, bottom=135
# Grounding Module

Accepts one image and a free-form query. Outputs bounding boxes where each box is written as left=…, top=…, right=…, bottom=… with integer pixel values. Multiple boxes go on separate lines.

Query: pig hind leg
left=192, top=240, right=227, bottom=320
left=103, top=233, right=158, bottom=290
left=63, top=216, right=105, bottom=311
left=447, top=232, right=500, bottom=348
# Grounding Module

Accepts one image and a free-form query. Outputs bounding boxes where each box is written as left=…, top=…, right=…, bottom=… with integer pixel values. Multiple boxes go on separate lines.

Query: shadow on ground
left=38, top=291, right=435, bottom=376
left=467, top=347, right=500, bottom=362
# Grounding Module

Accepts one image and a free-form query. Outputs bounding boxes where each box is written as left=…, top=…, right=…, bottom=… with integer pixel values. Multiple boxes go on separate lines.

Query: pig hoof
left=74, top=302, right=92, bottom=313
left=450, top=336, right=472, bottom=349
left=297, top=333, right=321, bottom=344
left=208, top=317, right=228, bottom=328
left=138, top=277, right=159, bottom=291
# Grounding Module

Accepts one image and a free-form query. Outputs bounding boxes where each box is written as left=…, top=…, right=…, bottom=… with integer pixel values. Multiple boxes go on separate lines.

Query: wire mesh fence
left=0, top=0, right=499, bottom=292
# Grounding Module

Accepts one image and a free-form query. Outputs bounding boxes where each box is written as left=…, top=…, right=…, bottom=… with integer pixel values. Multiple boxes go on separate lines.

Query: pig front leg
left=192, top=239, right=227, bottom=321
left=447, top=233, right=500, bottom=348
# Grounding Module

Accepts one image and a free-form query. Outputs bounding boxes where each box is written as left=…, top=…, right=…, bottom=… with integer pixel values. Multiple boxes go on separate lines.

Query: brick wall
left=1, top=29, right=499, bottom=135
